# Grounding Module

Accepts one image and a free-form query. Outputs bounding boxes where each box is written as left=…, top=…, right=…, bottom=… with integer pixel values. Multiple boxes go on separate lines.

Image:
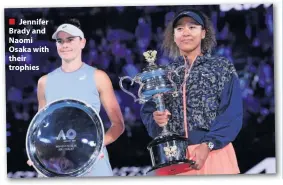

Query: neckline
left=176, top=53, right=211, bottom=65
left=60, top=62, right=85, bottom=74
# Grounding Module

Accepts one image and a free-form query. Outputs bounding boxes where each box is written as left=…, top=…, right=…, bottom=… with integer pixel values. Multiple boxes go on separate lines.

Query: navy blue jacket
left=140, top=54, right=243, bottom=150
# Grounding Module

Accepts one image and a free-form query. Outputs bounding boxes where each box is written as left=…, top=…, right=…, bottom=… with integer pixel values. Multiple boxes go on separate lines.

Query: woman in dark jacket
left=140, top=9, right=243, bottom=175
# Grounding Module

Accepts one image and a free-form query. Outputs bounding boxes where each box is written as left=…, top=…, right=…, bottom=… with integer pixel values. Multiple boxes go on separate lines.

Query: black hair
left=174, top=8, right=206, bottom=29
left=64, top=18, right=81, bottom=29
left=162, top=8, right=217, bottom=59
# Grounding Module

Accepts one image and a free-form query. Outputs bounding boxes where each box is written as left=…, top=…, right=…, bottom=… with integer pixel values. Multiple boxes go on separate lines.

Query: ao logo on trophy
left=56, top=129, right=77, bottom=141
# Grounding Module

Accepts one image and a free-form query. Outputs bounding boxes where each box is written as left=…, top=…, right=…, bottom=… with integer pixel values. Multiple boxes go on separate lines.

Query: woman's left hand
left=189, top=143, right=210, bottom=170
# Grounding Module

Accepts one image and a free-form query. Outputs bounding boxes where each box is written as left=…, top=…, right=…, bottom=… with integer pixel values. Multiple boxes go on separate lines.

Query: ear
left=201, top=29, right=206, bottom=39
left=81, top=38, right=86, bottom=49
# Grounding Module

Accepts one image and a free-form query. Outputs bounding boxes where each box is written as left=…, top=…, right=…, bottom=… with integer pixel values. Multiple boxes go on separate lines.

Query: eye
left=67, top=38, right=74, bottom=42
left=56, top=40, right=63, bottom=44
left=189, top=26, right=196, bottom=29
left=176, top=27, right=183, bottom=31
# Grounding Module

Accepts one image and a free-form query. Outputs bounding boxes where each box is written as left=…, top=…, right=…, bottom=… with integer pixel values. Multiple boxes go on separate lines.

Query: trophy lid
left=142, top=50, right=166, bottom=72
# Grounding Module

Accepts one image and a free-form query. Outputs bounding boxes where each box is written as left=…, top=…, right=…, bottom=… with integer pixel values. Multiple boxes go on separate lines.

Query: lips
left=181, top=39, right=193, bottom=42
left=60, top=50, right=72, bottom=54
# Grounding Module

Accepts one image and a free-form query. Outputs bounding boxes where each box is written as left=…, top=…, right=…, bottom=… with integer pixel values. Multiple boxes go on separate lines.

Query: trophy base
left=146, top=159, right=195, bottom=176
left=147, top=132, right=193, bottom=176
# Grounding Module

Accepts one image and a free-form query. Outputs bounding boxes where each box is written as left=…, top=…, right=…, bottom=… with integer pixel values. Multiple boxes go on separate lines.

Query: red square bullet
left=9, top=18, right=15, bottom=25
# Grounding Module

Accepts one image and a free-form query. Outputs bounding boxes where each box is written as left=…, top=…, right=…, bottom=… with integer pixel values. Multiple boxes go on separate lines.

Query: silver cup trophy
left=26, top=99, right=105, bottom=177
left=119, top=50, right=194, bottom=175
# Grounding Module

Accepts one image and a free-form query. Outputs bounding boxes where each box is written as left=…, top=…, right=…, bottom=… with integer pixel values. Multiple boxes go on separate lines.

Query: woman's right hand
left=153, top=109, right=171, bottom=127
left=27, top=160, right=34, bottom=166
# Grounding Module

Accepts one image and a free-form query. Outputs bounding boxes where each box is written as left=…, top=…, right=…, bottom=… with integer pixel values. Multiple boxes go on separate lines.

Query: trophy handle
left=134, top=75, right=147, bottom=103
left=119, top=75, right=147, bottom=103
left=169, top=65, right=187, bottom=95
left=167, top=70, right=179, bottom=98
left=180, top=64, right=191, bottom=93
left=119, top=76, right=139, bottom=102
left=171, top=65, right=186, bottom=78
left=137, top=83, right=146, bottom=104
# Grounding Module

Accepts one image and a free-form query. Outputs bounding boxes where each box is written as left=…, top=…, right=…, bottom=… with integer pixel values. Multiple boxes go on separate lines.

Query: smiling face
left=56, top=31, right=86, bottom=63
left=173, top=16, right=206, bottom=55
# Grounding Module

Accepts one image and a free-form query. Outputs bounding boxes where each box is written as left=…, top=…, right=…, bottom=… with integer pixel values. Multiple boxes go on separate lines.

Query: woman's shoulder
left=164, top=56, right=184, bottom=70
left=208, top=55, right=236, bottom=73
left=208, top=55, right=232, bottom=66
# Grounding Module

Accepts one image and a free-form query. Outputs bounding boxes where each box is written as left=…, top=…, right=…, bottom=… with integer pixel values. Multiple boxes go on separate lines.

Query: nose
left=182, top=26, right=191, bottom=36
left=61, top=41, right=69, bottom=49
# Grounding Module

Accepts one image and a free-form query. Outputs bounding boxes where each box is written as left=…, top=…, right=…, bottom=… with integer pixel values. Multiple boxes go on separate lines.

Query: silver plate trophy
left=26, top=99, right=104, bottom=177
left=119, top=50, right=194, bottom=176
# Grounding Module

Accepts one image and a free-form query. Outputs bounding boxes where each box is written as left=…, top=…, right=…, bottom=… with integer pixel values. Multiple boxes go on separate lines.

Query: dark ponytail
left=65, top=18, right=81, bottom=29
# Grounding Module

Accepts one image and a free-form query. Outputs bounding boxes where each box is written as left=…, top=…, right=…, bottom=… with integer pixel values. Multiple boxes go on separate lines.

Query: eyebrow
left=56, top=36, right=76, bottom=40
left=175, top=21, right=199, bottom=27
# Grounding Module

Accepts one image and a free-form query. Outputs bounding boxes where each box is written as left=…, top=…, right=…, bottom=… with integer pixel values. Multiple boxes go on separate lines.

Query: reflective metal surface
left=139, top=69, right=175, bottom=99
left=148, top=136, right=188, bottom=166
left=147, top=135, right=195, bottom=176
left=26, top=99, right=104, bottom=177
left=119, top=50, right=179, bottom=104
left=120, top=50, right=190, bottom=175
